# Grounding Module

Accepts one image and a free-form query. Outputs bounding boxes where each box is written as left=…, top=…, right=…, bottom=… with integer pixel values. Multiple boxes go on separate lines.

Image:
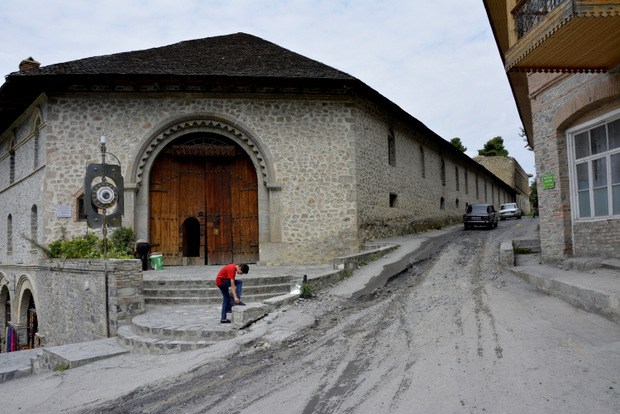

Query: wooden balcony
left=504, top=0, right=620, bottom=72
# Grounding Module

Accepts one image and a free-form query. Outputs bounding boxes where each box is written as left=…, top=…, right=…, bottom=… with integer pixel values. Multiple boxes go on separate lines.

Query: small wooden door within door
left=149, top=147, right=258, bottom=266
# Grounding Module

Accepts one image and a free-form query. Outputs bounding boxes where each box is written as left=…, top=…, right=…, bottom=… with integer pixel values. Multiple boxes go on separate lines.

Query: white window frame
left=567, top=108, right=620, bottom=221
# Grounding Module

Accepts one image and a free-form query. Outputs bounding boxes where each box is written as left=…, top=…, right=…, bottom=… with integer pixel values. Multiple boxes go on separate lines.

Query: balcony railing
left=512, top=0, right=564, bottom=38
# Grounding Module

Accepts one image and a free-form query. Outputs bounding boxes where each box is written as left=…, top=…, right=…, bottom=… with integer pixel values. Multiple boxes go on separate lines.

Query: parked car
left=463, top=203, right=498, bottom=230
left=499, top=203, right=521, bottom=220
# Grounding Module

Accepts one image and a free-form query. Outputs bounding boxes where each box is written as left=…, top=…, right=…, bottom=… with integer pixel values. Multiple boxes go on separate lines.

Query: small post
left=100, top=133, right=110, bottom=338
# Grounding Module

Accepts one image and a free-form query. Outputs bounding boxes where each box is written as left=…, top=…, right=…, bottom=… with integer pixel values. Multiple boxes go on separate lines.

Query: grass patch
left=339, top=271, right=353, bottom=282
left=299, top=283, right=317, bottom=299
left=53, top=363, right=70, bottom=371
left=515, top=247, right=532, bottom=255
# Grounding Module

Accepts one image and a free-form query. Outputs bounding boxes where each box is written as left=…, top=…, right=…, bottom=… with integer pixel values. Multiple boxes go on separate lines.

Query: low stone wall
left=1, top=259, right=145, bottom=348
left=333, top=245, right=398, bottom=271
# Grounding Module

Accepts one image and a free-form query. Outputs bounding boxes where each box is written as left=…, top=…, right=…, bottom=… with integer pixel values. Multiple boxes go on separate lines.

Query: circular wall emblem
left=92, top=182, right=118, bottom=209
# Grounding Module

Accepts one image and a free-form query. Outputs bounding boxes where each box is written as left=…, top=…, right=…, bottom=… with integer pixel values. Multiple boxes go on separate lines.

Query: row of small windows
left=387, top=130, right=474, bottom=195
left=391, top=195, right=468, bottom=211
left=387, top=130, right=476, bottom=195
left=4, top=115, right=42, bottom=187
left=6, top=206, right=38, bottom=255
left=389, top=180, right=506, bottom=210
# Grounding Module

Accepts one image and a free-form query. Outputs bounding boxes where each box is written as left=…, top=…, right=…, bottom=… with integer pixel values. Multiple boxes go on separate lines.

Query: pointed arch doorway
left=149, top=133, right=259, bottom=266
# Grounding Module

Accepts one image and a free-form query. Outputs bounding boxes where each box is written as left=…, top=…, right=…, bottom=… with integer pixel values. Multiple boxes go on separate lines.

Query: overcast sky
left=1, top=0, right=535, bottom=179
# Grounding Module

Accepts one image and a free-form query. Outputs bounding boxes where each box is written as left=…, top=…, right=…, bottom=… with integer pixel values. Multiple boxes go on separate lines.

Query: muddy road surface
left=91, top=218, right=620, bottom=414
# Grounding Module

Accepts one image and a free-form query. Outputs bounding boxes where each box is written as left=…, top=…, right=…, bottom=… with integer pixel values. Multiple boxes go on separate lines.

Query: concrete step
left=143, top=275, right=297, bottom=289
left=143, top=274, right=297, bottom=306
left=116, top=304, right=245, bottom=354
left=117, top=325, right=215, bottom=355
left=144, top=283, right=292, bottom=298
left=145, top=292, right=285, bottom=305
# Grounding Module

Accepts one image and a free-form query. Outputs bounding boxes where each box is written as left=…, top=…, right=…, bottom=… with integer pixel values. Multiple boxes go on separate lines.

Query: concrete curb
left=511, top=267, right=620, bottom=324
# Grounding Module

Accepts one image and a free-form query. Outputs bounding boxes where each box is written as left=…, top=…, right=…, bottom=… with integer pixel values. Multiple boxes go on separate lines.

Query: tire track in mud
left=89, top=227, right=514, bottom=414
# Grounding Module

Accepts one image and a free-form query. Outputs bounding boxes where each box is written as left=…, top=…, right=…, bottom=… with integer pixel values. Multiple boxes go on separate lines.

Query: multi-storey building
left=484, top=0, right=620, bottom=261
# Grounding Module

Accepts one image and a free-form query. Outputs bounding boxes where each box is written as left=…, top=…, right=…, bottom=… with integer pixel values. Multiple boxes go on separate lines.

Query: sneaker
left=237, top=301, right=246, bottom=306
left=220, top=319, right=231, bottom=324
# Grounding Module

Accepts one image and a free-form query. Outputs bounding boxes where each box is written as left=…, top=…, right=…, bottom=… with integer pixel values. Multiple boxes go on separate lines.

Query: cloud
left=0, top=0, right=534, bottom=177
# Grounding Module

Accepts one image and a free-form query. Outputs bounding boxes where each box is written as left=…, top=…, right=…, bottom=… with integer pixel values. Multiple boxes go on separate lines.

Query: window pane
left=574, top=131, right=590, bottom=159
left=594, top=187, right=609, bottom=216
left=578, top=190, right=591, bottom=217
left=613, top=153, right=620, bottom=185
left=609, top=119, right=620, bottom=150
left=613, top=184, right=620, bottom=215
left=592, top=157, right=607, bottom=188
left=577, top=162, right=589, bottom=190
left=590, top=125, right=607, bottom=155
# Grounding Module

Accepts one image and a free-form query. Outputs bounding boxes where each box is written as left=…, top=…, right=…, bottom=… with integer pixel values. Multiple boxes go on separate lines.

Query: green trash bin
left=149, top=253, right=164, bottom=270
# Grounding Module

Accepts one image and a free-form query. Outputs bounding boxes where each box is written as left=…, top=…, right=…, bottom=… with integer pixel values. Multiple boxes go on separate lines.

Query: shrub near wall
left=36, top=258, right=144, bottom=346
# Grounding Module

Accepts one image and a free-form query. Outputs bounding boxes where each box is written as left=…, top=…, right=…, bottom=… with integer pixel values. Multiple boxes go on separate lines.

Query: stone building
left=474, top=155, right=532, bottom=214
left=484, top=1, right=620, bottom=262
left=0, top=33, right=515, bottom=347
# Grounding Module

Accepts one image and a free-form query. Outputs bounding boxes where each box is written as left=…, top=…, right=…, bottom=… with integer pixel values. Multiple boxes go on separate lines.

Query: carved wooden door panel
left=230, top=154, right=259, bottom=263
left=204, top=158, right=233, bottom=265
left=149, top=155, right=181, bottom=265
left=150, top=145, right=259, bottom=266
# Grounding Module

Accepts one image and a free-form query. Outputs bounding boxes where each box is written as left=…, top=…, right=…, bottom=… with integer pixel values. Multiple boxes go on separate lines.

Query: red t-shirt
left=215, top=263, right=237, bottom=286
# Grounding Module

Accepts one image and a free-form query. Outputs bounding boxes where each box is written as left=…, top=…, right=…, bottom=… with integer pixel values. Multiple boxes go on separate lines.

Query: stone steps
left=119, top=273, right=300, bottom=354
left=143, top=275, right=297, bottom=288
left=145, top=292, right=286, bottom=305
left=117, top=325, right=216, bottom=354
left=144, top=283, right=292, bottom=298
left=116, top=305, right=238, bottom=354
left=143, top=275, right=297, bottom=305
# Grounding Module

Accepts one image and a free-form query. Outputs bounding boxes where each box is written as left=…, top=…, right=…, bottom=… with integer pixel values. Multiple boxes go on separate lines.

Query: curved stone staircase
left=117, top=274, right=300, bottom=354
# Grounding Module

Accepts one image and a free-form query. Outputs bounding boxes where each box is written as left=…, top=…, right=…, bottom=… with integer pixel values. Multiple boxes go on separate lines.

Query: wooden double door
left=149, top=145, right=259, bottom=265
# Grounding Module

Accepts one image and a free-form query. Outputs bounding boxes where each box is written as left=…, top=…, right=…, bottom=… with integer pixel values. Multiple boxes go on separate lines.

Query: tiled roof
left=9, top=33, right=355, bottom=80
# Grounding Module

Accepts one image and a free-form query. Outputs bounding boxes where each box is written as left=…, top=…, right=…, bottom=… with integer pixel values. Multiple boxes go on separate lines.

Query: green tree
left=450, top=137, right=467, bottom=152
left=519, top=127, right=533, bottom=151
left=478, top=136, right=509, bottom=157
left=530, top=179, right=538, bottom=209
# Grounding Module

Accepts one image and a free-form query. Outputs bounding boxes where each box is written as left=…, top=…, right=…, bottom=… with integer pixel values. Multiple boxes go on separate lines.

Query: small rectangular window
left=389, top=193, right=398, bottom=208
left=575, top=131, right=589, bottom=159
left=388, top=134, right=396, bottom=166
left=77, top=195, right=88, bottom=222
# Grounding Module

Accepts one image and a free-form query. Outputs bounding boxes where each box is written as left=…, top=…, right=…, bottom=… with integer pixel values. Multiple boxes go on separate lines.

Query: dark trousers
left=136, top=242, right=150, bottom=271
left=218, top=279, right=243, bottom=320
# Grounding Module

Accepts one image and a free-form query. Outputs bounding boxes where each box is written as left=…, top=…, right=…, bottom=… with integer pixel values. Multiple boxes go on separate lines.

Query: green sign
left=542, top=173, right=555, bottom=189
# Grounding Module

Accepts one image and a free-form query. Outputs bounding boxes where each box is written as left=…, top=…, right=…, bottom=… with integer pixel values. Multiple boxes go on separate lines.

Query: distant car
left=463, top=203, right=498, bottom=230
left=499, top=203, right=521, bottom=220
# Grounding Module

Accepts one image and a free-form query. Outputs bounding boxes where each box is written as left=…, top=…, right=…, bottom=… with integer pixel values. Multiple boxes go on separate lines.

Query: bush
left=36, top=227, right=136, bottom=259
left=108, top=227, right=136, bottom=258
left=300, top=283, right=317, bottom=299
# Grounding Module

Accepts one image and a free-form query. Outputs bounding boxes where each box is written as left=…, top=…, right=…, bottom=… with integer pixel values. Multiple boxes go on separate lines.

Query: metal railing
left=513, top=0, right=564, bottom=38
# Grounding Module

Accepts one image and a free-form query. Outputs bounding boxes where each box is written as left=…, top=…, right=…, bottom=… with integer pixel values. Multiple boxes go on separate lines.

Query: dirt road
left=91, top=219, right=620, bottom=413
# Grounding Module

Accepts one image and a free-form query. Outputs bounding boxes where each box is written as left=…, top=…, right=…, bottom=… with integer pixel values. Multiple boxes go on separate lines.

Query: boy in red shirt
left=215, top=263, right=249, bottom=323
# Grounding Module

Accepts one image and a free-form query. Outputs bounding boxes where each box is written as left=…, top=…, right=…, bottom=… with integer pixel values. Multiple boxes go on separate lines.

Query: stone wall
left=40, top=94, right=360, bottom=265
left=473, top=156, right=532, bottom=215
left=0, top=97, right=47, bottom=266
left=529, top=71, right=620, bottom=262
left=0, top=259, right=144, bottom=347
left=573, top=220, right=620, bottom=258
left=354, top=97, right=514, bottom=241
left=3, top=91, right=515, bottom=267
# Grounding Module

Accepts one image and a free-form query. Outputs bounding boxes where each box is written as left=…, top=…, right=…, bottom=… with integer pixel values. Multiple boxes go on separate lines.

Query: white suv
left=499, top=203, right=521, bottom=220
